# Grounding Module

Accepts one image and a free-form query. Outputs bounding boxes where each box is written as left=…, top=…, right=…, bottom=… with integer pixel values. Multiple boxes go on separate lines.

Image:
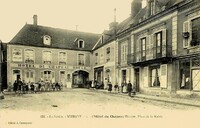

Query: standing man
left=127, top=81, right=133, bottom=97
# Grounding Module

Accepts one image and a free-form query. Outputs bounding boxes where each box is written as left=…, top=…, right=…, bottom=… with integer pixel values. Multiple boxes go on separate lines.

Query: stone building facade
left=7, top=16, right=100, bottom=88
left=4, top=0, right=200, bottom=98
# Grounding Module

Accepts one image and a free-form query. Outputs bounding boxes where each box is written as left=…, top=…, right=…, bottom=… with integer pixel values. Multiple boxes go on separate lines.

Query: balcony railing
left=127, top=45, right=172, bottom=64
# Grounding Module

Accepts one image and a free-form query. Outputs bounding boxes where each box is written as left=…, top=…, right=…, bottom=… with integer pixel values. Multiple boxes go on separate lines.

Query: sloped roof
left=10, top=24, right=100, bottom=51
left=86, top=0, right=185, bottom=51
left=93, top=16, right=134, bottom=50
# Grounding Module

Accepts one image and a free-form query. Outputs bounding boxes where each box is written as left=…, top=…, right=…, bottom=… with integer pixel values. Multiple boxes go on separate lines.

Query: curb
left=133, top=95, right=200, bottom=108
left=93, top=89, right=200, bottom=108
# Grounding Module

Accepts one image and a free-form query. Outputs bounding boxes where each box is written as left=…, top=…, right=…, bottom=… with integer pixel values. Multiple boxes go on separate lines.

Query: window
left=183, top=17, right=200, bottom=47
left=155, top=32, right=162, bottom=54
left=41, top=71, right=55, bottom=83
left=78, top=40, right=84, bottom=48
left=152, top=29, right=166, bottom=57
left=150, top=67, right=160, bottom=87
left=59, top=52, right=67, bottom=65
left=25, top=70, right=34, bottom=83
left=191, top=17, right=200, bottom=46
left=24, top=49, right=34, bottom=63
left=43, top=51, right=52, bottom=64
left=78, top=54, right=84, bottom=66
left=106, top=47, right=111, bottom=62
left=121, top=42, right=128, bottom=63
left=43, top=35, right=51, bottom=45
left=12, top=49, right=22, bottom=62
left=100, top=48, right=104, bottom=63
left=141, top=37, right=146, bottom=58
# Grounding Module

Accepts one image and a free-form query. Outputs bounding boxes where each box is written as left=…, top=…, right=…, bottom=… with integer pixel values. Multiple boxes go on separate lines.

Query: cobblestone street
left=0, top=89, right=200, bottom=128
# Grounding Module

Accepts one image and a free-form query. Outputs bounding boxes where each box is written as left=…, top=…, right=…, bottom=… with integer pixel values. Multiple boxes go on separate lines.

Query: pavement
left=92, top=89, right=200, bottom=108
left=1, top=88, right=200, bottom=108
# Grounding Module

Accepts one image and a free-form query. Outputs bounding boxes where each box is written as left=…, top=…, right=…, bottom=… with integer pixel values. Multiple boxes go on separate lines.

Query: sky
left=0, top=0, right=133, bottom=42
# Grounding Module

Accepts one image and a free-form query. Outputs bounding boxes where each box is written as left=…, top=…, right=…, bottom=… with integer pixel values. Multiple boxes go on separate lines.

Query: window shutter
left=52, top=71, right=55, bottom=83
left=143, top=67, right=149, bottom=88
left=146, top=36, right=150, bottom=60
left=183, top=21, right=190, bottom=48
left=162, top=29, right=167, bottom=57
left=136, top=39, right=141, bottom=62
left=125, top=43, right=128, bottom=61
left=131, top=35, right=134, bottom=54
left=121, top=44, right=123, bottom=62
left=111, top=47, right=114, bottom=61
left=150, top=34, right=154, bottom=59
left=126, top=69, right=129, bottom=82
left=160, top=64, right=168, bottom=88
left=137, top=38, right=142, bottom=62
left=119, top=70, right=122, bottom=85
left=41, top=71, right=44, bottom=80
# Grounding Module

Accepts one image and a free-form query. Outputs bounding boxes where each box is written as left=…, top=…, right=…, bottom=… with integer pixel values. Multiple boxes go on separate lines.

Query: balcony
left=127, top=45, right=172, bottom=65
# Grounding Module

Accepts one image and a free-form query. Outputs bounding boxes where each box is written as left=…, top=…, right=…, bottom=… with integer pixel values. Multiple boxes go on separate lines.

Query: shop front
left=177, top=56, right=200, bottom=93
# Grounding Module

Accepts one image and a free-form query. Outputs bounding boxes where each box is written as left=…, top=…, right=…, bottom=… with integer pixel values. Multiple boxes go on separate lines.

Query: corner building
left=7, top=18, right=100, bottom=88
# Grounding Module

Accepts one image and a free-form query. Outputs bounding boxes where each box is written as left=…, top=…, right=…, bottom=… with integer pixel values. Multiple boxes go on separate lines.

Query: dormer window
left=78, top=40, right=84, bottom=48
left=150, top=0, right=155, bottom=16
left=43, top=35, right=51, bottom=45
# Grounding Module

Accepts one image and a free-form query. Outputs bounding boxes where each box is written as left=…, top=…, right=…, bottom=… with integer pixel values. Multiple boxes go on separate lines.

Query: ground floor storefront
left=7, top=63, right=91, bottom=89
left=129, top=56, right=200, bottom=97
left=94, top=65, right=116, bottom=89
left=173, top=56, right=200, bottom=97
left=133, top=63, right=171, bottom=96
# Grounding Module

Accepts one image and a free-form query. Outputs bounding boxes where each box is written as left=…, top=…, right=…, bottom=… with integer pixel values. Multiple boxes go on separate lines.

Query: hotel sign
left=10, top=63, right=91, bottom=70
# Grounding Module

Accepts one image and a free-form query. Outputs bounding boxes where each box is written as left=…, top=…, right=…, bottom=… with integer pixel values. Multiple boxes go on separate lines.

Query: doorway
left=134, top=68, right=140, bottom=92
left=12, top=70, right=21, bottom=83
left=72, top=70, right=89, bottom=88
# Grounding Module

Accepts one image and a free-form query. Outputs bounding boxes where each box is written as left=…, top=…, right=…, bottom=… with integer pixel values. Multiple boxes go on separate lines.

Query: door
left=12, top=70, right=21, bottom=84
left=60, top=71, right=66, bottom=86
left=192, top=69, right=200, bottom=91
left=135, top=68, right=140, bottom=92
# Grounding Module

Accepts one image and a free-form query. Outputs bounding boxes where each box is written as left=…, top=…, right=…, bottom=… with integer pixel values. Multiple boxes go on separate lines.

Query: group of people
left=107, top=81, right=136, bottom=97
left=13, top=79, right=63, bottom=94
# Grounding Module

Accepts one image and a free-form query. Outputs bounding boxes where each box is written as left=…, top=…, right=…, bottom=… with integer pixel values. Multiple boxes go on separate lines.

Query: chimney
left=109, top=8, right=118, bottom=32
left=109, top=22, right=118, bottom=30
left=33, top=15, right=38, bottom=26
left=131, top=0, right=142, bottom=17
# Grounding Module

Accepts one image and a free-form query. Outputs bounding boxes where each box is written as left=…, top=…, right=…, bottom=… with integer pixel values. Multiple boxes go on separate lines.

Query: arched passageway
left=72, top=70, right=89, bottom=88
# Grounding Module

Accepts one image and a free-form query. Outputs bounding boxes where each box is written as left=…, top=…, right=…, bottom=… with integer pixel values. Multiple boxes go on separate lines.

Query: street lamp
left=0, top=40, right=5, bottom=99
